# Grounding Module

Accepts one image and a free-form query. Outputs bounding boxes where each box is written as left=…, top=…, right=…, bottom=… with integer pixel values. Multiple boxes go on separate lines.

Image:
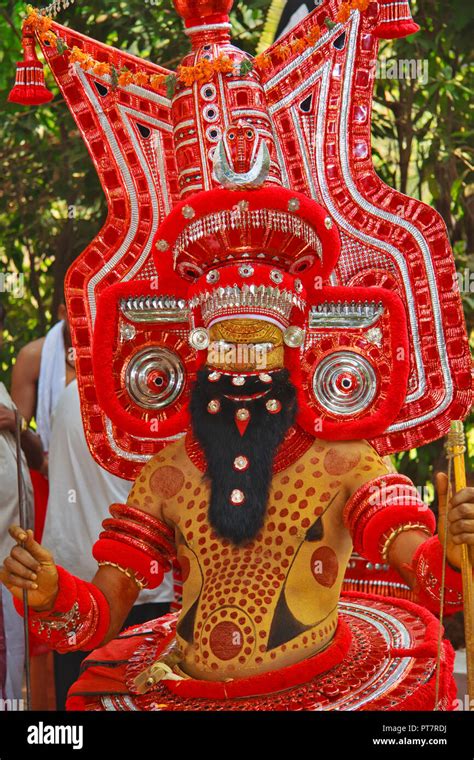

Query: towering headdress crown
left=25, top=0, right=466, bottom=478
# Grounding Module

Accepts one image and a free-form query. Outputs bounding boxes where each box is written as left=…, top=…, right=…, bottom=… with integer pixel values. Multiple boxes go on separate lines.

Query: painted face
left=207, top=318, right=284, bottom=372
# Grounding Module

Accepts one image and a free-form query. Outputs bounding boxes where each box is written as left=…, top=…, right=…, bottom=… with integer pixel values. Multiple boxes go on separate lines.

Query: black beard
left=190, top=368, right=297, bottom=546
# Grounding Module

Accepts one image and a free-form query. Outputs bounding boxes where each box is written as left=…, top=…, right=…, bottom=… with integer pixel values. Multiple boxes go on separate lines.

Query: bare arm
left=0, top=404, right=44, bottom=470
left=9, top=338, right=45, bottom=470
left=11, top=338, right=44, bottom=422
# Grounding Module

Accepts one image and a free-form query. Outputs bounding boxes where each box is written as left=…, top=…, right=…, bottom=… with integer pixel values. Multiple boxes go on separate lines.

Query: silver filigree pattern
left=120, top=295, right=188, bottom=324
left=189, top=284, right=306, bottom=325
left=309, top=301, right=384, bottom=329
left=173, top=208, right=323, bottom=263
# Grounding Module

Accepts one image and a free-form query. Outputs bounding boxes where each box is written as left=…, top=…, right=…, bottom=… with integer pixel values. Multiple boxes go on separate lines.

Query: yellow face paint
left=207, top=318, right=284, bottom=371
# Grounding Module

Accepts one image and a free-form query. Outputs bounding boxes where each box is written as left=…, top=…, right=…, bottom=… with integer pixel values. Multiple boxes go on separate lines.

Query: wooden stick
left=447, top=420, right=474, bottom=709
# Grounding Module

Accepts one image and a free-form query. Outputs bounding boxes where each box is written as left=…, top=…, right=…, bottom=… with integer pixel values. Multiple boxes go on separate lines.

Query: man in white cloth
left=41, top=378, right=174, bottom=709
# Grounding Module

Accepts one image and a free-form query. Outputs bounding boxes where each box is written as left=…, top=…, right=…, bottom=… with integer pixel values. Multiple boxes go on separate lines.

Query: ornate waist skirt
left=66, top=592, right=456, bottom=711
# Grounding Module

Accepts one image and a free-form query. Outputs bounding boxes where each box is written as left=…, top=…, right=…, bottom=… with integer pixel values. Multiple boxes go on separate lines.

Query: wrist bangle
left=381, top=523, right=432, bottom=562
left=97, top=560, right=147, bottom=590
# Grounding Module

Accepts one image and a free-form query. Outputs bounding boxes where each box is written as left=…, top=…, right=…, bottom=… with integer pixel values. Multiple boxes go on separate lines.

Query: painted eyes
left=227, top=129, right=254, bottom=141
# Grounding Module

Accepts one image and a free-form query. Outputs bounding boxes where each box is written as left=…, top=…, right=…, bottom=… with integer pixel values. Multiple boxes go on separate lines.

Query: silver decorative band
left=310, top=301, right=384, bottom=329
left=184, top=23, right=232, bottom=36
left=173, top=208, right=323, bottom=262
left=190, top=283, right=306, bottom=324
left=120, top=296, right=188, bottom=323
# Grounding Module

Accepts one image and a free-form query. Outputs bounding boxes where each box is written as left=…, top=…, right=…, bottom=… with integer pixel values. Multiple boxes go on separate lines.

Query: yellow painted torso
left=128, top=435, right=389, bottom=680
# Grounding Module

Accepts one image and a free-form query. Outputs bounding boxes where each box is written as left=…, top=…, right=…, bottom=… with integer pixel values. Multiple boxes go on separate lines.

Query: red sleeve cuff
left=13, top=565, right=78, bottom=619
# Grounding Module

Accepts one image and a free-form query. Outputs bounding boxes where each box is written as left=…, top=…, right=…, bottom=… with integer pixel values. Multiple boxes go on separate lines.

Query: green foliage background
left=0, top=0, right=472, bottom=490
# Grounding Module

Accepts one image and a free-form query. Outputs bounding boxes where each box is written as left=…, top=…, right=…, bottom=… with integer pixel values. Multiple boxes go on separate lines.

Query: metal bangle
left=97, top=560, right=148, bottom=591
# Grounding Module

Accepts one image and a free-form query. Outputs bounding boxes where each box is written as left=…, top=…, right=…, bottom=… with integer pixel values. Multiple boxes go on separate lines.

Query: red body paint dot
left=310, top=546, right=339, bottom=588
left=324, top=448, right=361, bottom=475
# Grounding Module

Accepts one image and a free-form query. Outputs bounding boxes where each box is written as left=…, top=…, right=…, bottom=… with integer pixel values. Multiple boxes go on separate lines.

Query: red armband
left=411, top=536, right=464, bottom=616
left=93, top=503, right=176, bottom=590
left=13, top=566, right=110, bottom=653
left=343, top=474, right=435, bottom=563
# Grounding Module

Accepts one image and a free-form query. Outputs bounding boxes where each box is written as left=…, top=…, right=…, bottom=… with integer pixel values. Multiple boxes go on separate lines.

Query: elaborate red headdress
left=20, top=0, right=471, bottom=477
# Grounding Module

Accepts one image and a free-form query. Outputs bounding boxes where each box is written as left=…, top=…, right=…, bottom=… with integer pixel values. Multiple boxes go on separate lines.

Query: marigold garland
left=23, top=0, right=371, bottom=93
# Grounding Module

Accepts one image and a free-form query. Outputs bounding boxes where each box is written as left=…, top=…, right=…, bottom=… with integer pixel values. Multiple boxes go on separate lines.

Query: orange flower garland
left=23, top=0, right=372, bottom=93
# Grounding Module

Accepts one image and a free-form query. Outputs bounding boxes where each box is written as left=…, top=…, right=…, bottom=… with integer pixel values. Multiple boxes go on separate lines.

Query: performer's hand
left=436, top=472, right=474, bottom=569
left=0, top=527, right=59, bottom=611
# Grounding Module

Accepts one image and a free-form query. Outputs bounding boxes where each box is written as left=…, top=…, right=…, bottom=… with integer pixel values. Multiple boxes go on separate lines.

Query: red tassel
left=8, top=28, right=53, bottom=106
left=372, top=0, right=420, bottom=39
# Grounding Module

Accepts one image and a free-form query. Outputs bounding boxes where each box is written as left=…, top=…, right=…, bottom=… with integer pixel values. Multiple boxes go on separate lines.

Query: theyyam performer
left=2, top=0, right=474, bottom=710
